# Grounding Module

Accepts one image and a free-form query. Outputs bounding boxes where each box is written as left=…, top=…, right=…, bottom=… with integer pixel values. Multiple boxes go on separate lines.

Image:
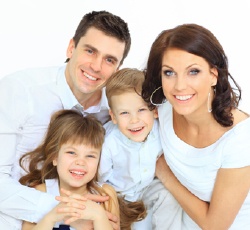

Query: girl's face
left=161, top=48, right=217, bottom=116
left=53, top=141, right=101, bottom=194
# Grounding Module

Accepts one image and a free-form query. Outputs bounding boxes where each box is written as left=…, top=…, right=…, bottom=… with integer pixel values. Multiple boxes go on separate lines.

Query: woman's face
left=161, top=48, right=217, bottom=116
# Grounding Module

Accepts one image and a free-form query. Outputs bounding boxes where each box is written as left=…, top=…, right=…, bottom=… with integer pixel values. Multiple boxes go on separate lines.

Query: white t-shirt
left=158, top=101, right=250, bottom=230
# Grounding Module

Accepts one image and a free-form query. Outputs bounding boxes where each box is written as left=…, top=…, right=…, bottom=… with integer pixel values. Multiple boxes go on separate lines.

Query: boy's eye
left=120, top=111, right=128, bottom=115
left=87, top=155, right=96, bottom=158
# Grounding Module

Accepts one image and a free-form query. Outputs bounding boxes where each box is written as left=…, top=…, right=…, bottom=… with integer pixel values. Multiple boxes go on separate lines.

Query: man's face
left=65, top=27, right=126, bottom=101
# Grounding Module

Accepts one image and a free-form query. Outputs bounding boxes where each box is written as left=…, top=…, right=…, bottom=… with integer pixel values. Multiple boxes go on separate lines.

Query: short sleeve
left=221, top=119, right=250, bottom=168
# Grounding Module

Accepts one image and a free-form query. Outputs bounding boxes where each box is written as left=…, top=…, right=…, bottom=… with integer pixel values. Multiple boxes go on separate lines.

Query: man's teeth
left=176, top=95, right=193, bottom=101
left=84, top=72, right=97, bottom=81
left=70, top=170, right=85, bottom=175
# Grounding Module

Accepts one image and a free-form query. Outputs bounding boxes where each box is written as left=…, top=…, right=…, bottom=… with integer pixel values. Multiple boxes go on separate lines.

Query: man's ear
left=109, top=110, right=117, bottom=124
left=66, top=38, right=75, bottom=59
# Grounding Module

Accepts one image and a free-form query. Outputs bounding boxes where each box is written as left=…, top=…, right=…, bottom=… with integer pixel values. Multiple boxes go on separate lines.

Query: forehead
left=111, top=91, right=146, bottom=108
left=79, top=27, right=125, bottom=61
left=162, top=48, right=208, bottom=68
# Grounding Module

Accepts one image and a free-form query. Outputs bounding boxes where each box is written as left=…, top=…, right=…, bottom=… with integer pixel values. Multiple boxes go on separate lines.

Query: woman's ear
left=210, top=67, right=218, bottom=86
left=153, top=107, right=158, bottom=119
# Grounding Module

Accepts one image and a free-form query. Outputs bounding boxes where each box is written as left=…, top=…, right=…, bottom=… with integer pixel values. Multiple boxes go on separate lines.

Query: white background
left=0, top=0, right=249, bottom=112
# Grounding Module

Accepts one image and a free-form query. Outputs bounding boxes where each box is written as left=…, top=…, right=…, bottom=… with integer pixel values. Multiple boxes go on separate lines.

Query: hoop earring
left=207, top=87, right=216, bottom=113
left=150, top=86, right=166, bottom=106
left=207, top=92, right=212, bottom=113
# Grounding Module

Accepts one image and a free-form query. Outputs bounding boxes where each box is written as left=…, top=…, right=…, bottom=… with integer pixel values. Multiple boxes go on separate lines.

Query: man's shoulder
left=1, top=65, right=64, bottom=85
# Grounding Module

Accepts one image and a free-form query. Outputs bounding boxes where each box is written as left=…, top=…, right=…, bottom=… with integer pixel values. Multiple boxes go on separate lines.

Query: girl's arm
left=22, top=184, right=81, bottom=230
left=156, top=155, right=250, bottom=230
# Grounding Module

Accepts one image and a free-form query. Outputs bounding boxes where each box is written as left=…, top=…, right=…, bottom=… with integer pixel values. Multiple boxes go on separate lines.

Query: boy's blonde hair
left=105, top=68, right=145, bottom=109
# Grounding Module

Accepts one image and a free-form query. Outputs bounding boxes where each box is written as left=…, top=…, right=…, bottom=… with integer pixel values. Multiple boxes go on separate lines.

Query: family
left=0, top=10, right=249, bottom=230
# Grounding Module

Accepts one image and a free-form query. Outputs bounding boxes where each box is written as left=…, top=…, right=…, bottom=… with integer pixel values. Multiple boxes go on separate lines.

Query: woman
left=142, top=24, right=250, bottom=229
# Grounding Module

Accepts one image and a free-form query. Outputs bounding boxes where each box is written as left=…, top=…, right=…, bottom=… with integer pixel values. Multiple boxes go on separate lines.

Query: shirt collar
left=57, top=65, right=79, bottom=109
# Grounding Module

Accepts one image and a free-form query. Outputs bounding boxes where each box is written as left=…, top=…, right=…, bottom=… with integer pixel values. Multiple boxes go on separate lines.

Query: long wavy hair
left=142, top=23, right=241, bottom=127
left=19, top=109, right=146, bottom=229
left=19, top=109, right=106, bottom=196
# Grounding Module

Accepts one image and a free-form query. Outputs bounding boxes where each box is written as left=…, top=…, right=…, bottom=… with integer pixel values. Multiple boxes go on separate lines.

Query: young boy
left=98, top=68, right=162, bottom=229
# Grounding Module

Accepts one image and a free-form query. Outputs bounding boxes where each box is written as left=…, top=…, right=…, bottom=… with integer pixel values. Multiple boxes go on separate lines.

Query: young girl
left=19, top=109, right=118, bottom=230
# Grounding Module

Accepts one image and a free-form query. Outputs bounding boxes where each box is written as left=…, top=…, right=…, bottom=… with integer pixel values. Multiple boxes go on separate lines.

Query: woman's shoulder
left=232, top=109, right=249, bottom=126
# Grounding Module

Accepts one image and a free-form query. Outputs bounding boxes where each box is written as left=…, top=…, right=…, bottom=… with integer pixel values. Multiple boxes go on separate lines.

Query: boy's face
left=109, top=91, right=158, bottom=142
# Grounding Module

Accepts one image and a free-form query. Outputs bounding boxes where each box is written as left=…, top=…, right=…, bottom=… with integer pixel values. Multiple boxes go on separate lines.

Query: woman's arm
left=156, top=155, right=250, bottom=230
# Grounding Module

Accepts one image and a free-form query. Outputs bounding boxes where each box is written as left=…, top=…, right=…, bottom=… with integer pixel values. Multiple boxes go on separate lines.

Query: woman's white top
left=158, top=101, right=250, bottom=229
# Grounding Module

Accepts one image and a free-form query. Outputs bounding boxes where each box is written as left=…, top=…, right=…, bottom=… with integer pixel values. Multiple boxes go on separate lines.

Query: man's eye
left=106, top=57, right=115, bottom=64
left=86, top=49, right=93, bottom=54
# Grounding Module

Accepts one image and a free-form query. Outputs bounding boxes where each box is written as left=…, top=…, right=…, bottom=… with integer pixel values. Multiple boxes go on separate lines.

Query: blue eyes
left=163, top=69, right=200, bottom=77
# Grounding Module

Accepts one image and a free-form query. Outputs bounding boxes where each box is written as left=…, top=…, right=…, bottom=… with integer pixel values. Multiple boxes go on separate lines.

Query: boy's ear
left=109, top=110, right=117, bottom=124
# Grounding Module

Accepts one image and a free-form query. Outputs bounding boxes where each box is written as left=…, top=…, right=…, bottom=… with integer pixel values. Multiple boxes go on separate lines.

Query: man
left=0, top=10, right=131, bottom=229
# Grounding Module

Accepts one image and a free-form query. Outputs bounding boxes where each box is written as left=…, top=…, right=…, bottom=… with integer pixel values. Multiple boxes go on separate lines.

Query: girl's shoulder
left=35, top=183, right=46, bottom=192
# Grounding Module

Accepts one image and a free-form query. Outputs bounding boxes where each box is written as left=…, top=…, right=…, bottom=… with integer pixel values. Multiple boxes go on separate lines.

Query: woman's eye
left=163, top=70, right=175, bottom=77
left=190, top=69, right=200, bottom=75
left=139, top=108, right=147, bottom=112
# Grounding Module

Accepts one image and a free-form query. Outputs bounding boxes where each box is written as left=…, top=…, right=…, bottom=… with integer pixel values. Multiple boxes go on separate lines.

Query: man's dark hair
left=65, top=10, right=131, bottom=66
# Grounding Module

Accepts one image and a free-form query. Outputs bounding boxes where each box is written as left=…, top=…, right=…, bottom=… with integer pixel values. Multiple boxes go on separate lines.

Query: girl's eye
left=189, top=69, right=200, bottom=75
left=67, top=151, right=75, bottom=155
left=87, top=155, right=96, bottom=158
